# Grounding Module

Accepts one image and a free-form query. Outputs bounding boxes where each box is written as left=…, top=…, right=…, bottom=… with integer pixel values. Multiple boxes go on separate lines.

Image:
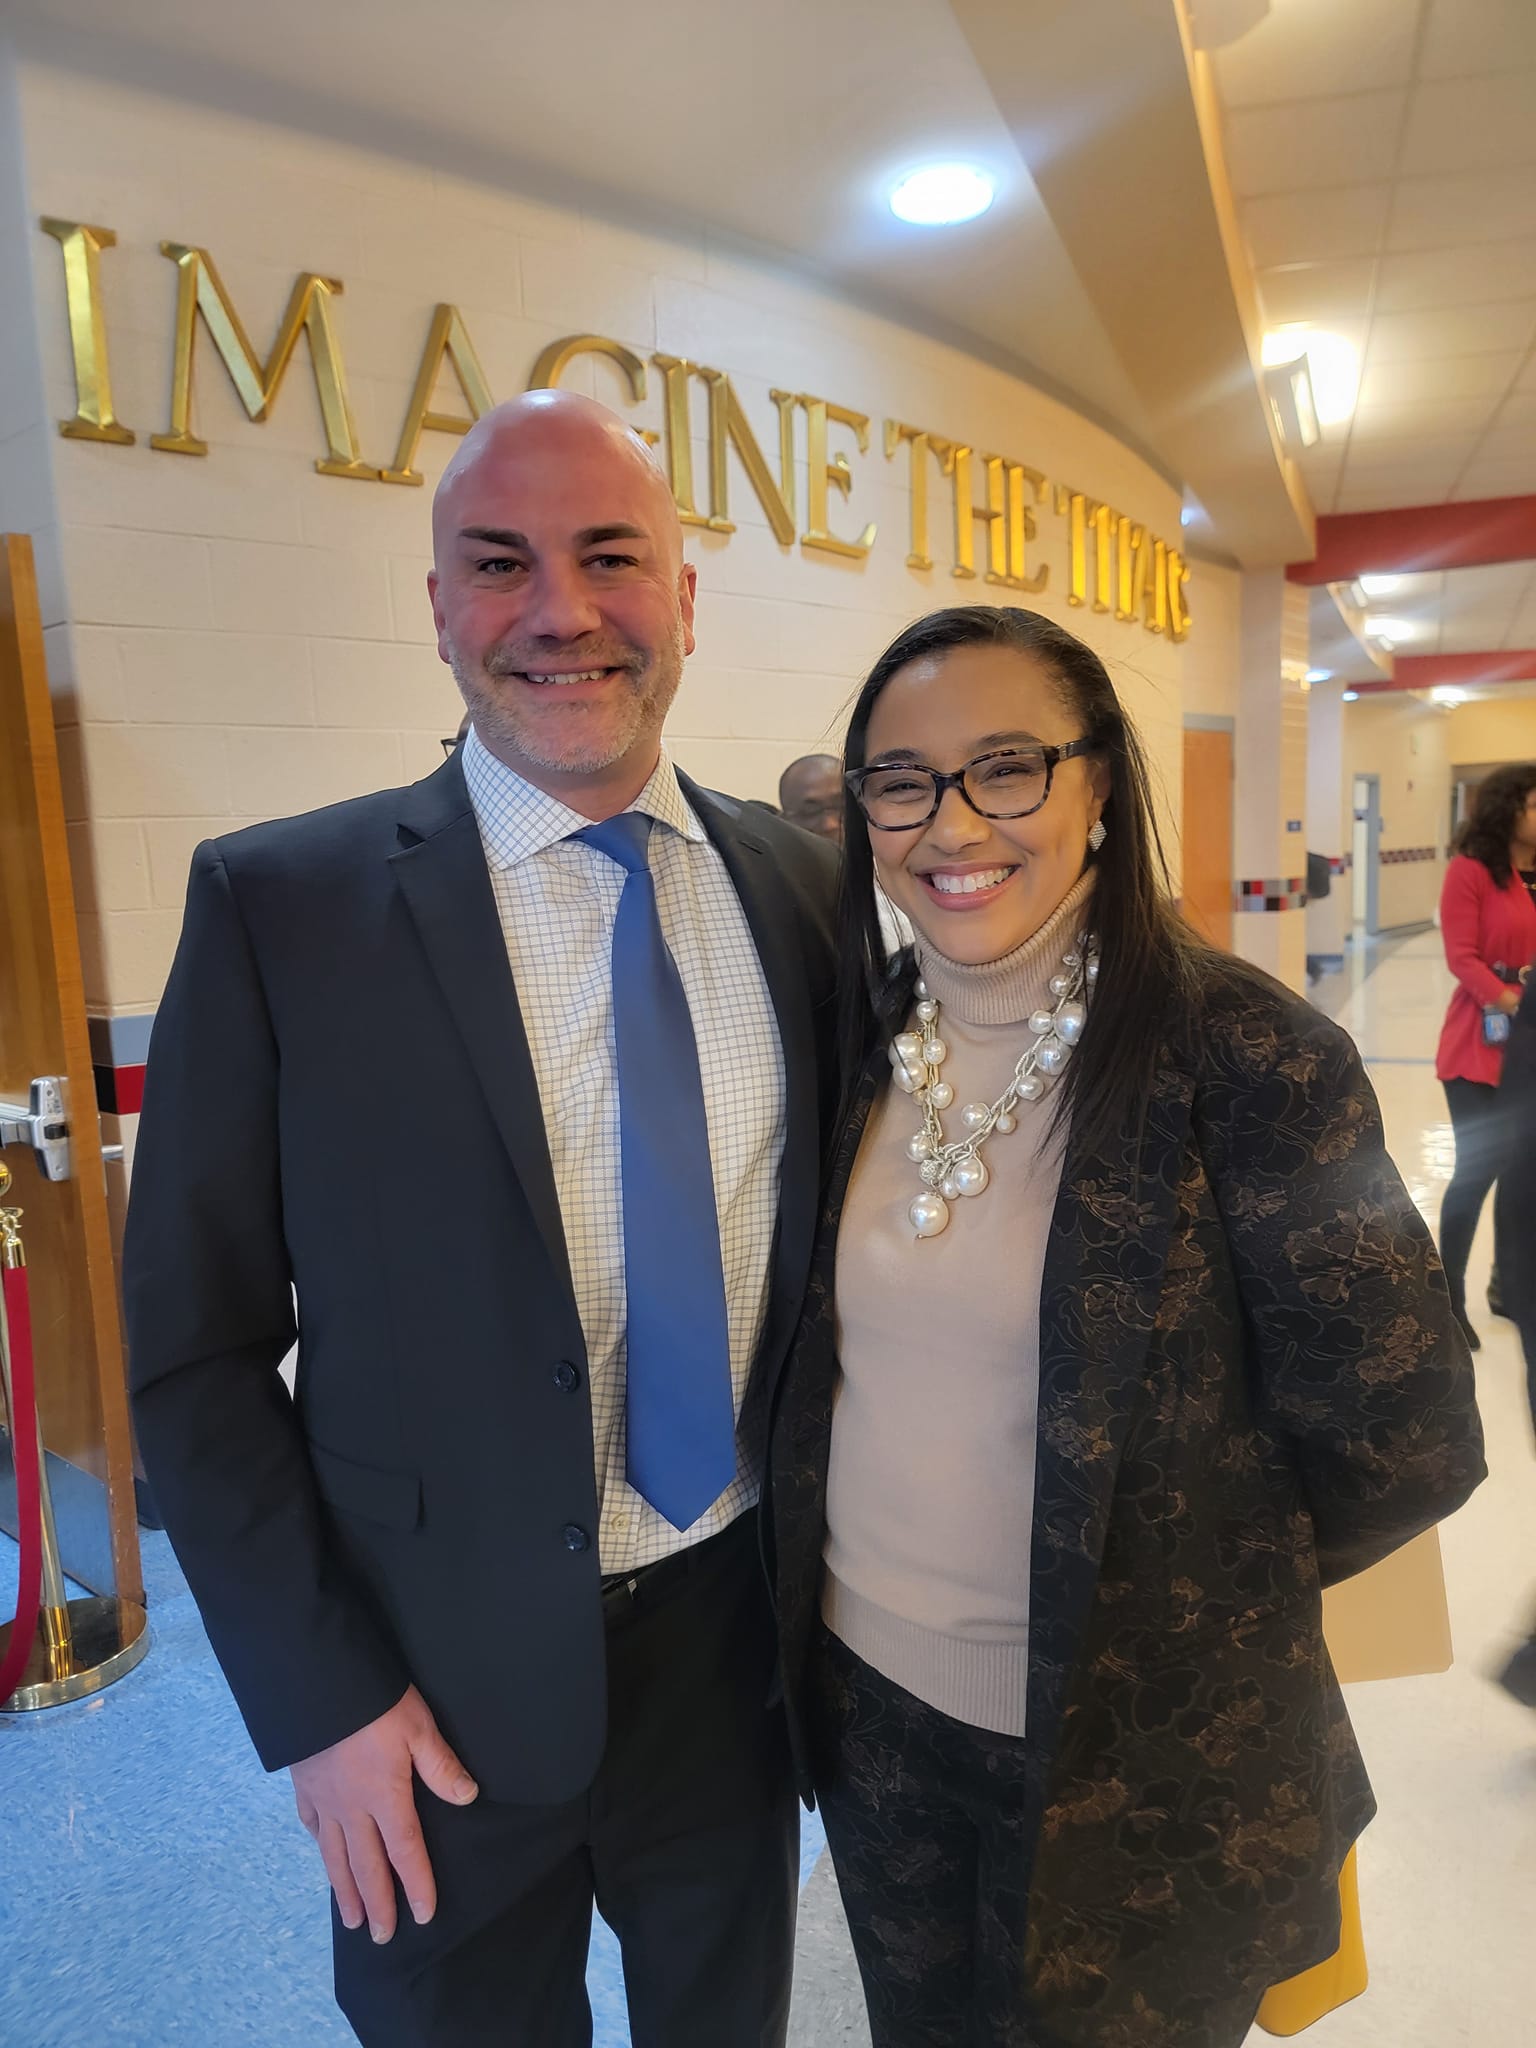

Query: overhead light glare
left=1342, top=690, right=1360, bottom=701
left=1305, top=668, right=1332, bottom=684
left=1360, top=573, right=1406, bottom=598
left=889, top=164, right=996, bottom=227
left=1367, top=616, right=1415, bottom=647
left=1261, top=326, right=1361, bottom=427
left=1431, top=686, right=1468, bottom=707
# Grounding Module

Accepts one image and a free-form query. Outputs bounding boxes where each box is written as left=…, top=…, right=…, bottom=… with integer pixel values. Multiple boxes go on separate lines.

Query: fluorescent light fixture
left=1342, top=690, right=1360, bottom=701
left=1264, top=358, right=1321, bottom=449
left=889, top=165, right=995, bottom=226
left=1431, top=686, right=1468, bottom=707
left=1262, top=326, right=1361, bottom=427
left=1359, top=573, right=1406, bottom=599
left=1367, top=616, right=1415, bottom=647
left=1305, top=668, right=1332, bottom=684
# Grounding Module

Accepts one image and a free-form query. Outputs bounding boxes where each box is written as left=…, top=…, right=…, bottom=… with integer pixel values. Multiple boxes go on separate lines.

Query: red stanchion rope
left=0, top=1263, right=43, bottom=1706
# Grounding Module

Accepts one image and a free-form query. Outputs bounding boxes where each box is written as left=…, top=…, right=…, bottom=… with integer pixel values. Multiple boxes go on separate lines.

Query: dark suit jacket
left=124, top=752, right=839, bottom=1802
left=770, top=953, right=1485, bottom=2043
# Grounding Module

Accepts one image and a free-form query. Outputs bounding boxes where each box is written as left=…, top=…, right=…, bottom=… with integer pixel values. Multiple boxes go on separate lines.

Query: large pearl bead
left=1037, top=1037, right=1070, bottom=1075
left=914, top=979, right=929, bottom=1001
left=960, top=1101, right=991, bottom=1133
left=1018, top=1071, right=1047, bottom=1101
left=907, top=1131, right=935, bottom=1161
left=909, top=1192, right=949, bottom=1237
left=915, top=998, right=939, bottom=1024
left=1028, top=1008, right=1056, bottom=1038
left=928, top=1080, right=954, bottom=1110
left=952, top=1155, right=990, bottom=1198
left=1055, top=1000, right=1087, bottom=1046
left=995, top=1110, right=1018, bottom=1135
left=893, top=1067, right=919, bottom=1094
left=1048, top=972, right=1071, bottom=998
left=924, top=1037, right=948, bottom=1067
left=893, top=1031, right=924, bottom=1065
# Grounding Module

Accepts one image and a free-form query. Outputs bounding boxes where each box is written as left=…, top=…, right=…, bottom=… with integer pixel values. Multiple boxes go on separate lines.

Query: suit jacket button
left=553, top=1361, right=580, bottom=1393
left=561, top=1523, right=590, bottom=1553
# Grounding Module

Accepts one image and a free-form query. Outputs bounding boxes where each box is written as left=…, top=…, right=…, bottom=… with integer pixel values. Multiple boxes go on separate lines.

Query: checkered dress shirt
left=462, top=727, right=786, bottom=1574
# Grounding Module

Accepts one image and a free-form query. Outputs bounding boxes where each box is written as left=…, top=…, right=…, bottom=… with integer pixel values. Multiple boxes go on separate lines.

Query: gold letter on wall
left=527, top=335, right=658, bottom=445
left=650, top=360, right=796, bottom=543
left=381, top=304, right=495, bottom=486
left=39, top=220, right=135, bottom=445
left=150, top=244, right=370, bottom=476
left=800, top=398, right=876, bottom=560
left=883, top=421, right=955, bottom=571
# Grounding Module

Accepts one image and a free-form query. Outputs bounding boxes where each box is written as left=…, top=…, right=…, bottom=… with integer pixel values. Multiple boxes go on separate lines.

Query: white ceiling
left=1309, top=558, right=1536, bottom=684
left=1212, top=0, right=1536, bottom=515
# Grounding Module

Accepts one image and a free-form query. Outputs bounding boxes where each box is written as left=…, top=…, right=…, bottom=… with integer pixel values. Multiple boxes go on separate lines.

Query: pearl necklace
left=889, top=931, right=1097, bottom=1239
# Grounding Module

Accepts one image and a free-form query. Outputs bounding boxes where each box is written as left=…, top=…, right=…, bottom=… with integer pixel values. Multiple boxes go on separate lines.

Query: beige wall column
left=1232, top=572, right=1309, bottom=992
left=1305, top=677, right=1350, bottom=969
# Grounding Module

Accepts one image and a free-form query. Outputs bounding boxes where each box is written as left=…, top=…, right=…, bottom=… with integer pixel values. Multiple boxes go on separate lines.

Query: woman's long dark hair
left=836, top=606, right=1205, bottom=1160
left=1455, top=763, right=1536, bottom=888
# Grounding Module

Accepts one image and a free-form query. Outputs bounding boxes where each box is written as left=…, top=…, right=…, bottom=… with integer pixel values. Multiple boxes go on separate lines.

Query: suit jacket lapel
left=681, top=775, right=822, bottom=1396
left=389, top=756, right=576, bottom=1304
left=1024, top=1054, right=1195, bottom=1811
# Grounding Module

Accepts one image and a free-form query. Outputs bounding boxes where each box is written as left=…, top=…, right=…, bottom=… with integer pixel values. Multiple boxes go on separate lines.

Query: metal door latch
left=0, top=1078, right=71, bottom=1182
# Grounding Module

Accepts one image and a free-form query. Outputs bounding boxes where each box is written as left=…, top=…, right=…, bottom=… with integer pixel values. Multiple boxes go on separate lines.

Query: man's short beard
left=447, top=633, right=684, bottom=777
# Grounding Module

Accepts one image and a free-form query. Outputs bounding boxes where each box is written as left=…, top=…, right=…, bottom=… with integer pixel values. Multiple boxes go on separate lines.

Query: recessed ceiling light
left=1305, top=668, right=1332, bottom=683
left=1360, top=573, right=1406, bottom=598
left=1367, top=616, right=1414, bottom=646
left=890, top=165, right=996, bottom=227
left=1431, top=686, right=1468, bottom=707
left=1342, top=690, right=1360, bottom=701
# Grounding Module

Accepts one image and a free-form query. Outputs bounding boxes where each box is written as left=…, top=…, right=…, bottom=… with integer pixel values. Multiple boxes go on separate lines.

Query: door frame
left=1352, top=773, right=1382, bottom=937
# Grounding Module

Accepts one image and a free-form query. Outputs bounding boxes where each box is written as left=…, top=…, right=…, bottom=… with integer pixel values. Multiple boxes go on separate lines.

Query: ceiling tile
left=1243, top=186, right=1393, bottom=268
left=1387, top=171, right=1536, bottom=252
left=1224, top=92, right=1407, bottom=199
left=1335, top=483, right=1456, bottom=511
left=1349, top=397, right=1497, bottom=442
left=1258, top=259, right=1379, bottom=327
left=1211, top=0, right=1420, bottom=107
left=1397, top=76, right=1536, bottom=180
left=1420, top=0, right=1536, bottom=79
left=1452, top=466, right=1536, bottom=500
left=1359, top=353, right=1525, bottom=406
left=1375, top=240, right=1536, bottom=311
left=1364, top=303, right=1536, bottom=364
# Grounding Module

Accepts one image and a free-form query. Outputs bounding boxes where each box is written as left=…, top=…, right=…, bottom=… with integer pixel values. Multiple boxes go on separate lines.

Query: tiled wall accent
left=1236, top=877, right=1307, bottom=913
left=1380, top=846, right=1440, bottom=865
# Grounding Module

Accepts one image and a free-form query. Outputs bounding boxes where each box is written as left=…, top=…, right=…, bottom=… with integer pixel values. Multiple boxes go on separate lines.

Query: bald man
left=125, top=393, right=840, bottom=2045
left=778, top=754, right=844, bottom=843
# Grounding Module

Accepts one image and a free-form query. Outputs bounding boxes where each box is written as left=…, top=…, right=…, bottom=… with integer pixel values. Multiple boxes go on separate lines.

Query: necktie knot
left=577, top=813, right=653, bottom=874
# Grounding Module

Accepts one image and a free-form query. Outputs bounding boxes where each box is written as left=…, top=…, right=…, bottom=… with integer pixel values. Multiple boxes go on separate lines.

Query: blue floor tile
left=1, top=1532, right=825, bottom=2047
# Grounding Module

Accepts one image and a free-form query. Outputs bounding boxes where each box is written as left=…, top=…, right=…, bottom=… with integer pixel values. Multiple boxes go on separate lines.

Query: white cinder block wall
left=15, top=60, right=1200, bottom=1019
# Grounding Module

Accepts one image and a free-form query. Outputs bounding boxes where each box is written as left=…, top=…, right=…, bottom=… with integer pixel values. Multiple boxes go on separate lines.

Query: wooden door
left=0, top=534, right=142, bottom=1603
left=1181, top=726, right=1234, bottom=951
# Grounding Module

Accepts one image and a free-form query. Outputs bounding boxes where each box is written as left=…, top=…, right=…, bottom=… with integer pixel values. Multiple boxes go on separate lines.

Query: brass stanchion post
left=0, top=1159, right=149, bottom=1709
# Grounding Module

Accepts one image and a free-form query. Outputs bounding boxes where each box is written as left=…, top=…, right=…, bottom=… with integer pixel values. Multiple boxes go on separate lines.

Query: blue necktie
left=578, top=814, right=736, bottom=1530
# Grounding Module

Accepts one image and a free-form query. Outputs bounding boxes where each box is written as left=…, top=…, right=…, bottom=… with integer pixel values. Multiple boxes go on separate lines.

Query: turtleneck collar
left=912, top=870, right=1096, bottom=1027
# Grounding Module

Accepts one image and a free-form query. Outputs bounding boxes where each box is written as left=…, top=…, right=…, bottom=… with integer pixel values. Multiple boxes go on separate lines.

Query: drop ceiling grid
left=1213, top=0, right=1536, bottom=516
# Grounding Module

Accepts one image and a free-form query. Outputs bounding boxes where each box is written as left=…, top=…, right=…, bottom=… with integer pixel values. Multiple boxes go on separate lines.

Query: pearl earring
left=1088, top=819, right=1107, bottom=852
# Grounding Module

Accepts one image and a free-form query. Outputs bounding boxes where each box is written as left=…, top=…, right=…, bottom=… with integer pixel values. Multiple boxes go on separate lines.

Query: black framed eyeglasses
left=441, top=736, right=461, bottom=758
left=847, top=739, right=1097, bottom=831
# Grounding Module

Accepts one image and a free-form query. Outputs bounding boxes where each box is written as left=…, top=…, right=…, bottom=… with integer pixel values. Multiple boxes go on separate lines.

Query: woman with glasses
left=769, top=606, right=1484, bottom=2048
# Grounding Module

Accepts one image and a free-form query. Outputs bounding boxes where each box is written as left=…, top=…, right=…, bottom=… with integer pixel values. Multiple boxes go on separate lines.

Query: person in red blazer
left=1436, top=763, right=1536, bottom=1347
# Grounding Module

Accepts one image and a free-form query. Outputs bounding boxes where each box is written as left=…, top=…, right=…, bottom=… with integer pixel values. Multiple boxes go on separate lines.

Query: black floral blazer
left=767, top=953, right=1485, bottom=2046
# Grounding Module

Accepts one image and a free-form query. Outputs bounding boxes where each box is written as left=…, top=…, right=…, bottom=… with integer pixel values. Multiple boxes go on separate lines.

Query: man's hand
left=291, top=1685, right=478, bottom=1943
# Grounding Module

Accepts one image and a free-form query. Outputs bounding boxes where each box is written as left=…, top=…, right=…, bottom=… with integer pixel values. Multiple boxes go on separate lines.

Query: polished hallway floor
left=5, top=928, right=1534, bottom=2045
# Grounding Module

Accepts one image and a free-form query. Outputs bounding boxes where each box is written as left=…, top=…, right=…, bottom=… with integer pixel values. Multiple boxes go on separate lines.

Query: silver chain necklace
left=890, top=931, right=1097, bottom=1238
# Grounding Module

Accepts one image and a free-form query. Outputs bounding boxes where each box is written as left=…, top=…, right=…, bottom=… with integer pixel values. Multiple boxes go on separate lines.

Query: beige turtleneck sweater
left=821, top=872, right=1095, bottom=1738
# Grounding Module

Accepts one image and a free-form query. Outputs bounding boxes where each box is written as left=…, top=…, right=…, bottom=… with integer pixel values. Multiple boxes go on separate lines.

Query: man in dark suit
left=124, top=391, right=839, bottom=2044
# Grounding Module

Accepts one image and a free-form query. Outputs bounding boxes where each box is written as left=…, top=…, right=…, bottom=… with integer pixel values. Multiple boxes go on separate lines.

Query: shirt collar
left=461, top=724, right=707, bottom=872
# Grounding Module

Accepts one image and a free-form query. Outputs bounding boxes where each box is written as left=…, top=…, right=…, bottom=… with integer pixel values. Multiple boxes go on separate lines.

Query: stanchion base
left=0, top=1595, right=149, bottom=1711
